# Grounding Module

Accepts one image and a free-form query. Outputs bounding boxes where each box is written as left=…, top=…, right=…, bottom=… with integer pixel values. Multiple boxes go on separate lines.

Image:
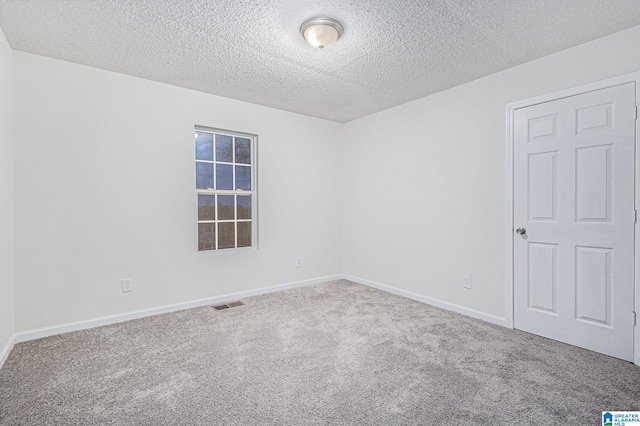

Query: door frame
left=505, top=72, right=640, bottom=365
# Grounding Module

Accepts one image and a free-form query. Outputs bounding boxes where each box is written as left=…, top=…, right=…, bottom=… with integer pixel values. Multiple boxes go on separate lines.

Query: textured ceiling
left=0, top=1, right=639, bottom=123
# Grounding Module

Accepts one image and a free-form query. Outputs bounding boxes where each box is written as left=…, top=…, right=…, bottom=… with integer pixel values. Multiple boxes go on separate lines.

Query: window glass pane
left=237, top=222, right=251, bottom=247
left=216, top=164, right=233, bottom=190
left=198, top=194, right=216, bottom=220
left=198, top=223, right=216, bottom=251
left=235, top=165, right=251, bottom=190
left=218, top=195, right=235, bottom=220
left=195, top=132, right=213, bottom=161
left=216, top=134, right=233, bottom=162
left=237, top=196, right=251, bottom=219
left=196, top=162, right=214, bottom=189
left=218, top=223, right=235, bottom=249
left=235, top=137, right=251, bottom=164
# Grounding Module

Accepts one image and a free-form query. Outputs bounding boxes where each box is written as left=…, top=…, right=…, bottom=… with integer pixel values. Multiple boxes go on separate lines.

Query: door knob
left=516, top=227, right=526, bottom=235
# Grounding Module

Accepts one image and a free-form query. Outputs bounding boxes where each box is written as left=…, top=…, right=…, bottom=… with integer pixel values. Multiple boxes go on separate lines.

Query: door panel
left=576, top=145, right=611, bottom=222
left=575, top=245, right=611, bottom=325
left=514, top=82, right=635, bottom=361
left=528, top=152, right=557, bottom=221
left=527, top=242, right=558, bottom=314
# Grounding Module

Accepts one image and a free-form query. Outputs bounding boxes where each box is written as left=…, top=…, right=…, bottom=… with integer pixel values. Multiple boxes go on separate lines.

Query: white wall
left=13, top=52, right=342, bottom=332
left=342, top=25, right=640, bottom=320
left=0, top=27, right=14, bottom=357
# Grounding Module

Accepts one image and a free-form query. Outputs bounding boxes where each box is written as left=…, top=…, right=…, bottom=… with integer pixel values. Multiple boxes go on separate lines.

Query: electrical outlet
left=463, top=275, right=471, bottom=289
left=296, top=256, right=302, bottom=268
left=122, top=278, right=133, bottom=293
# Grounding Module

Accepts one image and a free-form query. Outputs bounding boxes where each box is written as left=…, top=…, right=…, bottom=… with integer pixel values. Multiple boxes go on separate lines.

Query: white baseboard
left=12, top=273, right=506, bottom=345
left=0, top=333, right=15, bottom=370
left=342, top=274, right=508, bottom=327
left=14, top=274, right=343, bottom=344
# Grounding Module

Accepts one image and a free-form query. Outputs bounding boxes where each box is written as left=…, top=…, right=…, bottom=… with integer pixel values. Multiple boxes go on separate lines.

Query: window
left=195, top=127, right=256, bottom=251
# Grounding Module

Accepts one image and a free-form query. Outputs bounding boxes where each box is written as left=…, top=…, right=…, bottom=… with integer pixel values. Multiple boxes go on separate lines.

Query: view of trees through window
left=195, top=128, right=255, bottom=251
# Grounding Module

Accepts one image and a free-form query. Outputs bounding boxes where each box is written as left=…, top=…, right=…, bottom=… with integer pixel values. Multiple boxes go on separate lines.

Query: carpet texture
left=1, top=280, right=638, bottom=425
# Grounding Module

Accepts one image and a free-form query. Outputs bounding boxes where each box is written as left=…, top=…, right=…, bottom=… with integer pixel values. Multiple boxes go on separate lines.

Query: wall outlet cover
left=463, top=275, right=471, bottom=289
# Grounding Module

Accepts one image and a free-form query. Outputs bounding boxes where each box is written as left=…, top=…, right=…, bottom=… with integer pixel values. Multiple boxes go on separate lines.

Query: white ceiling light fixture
left=300, top=17, right=344, bottom=49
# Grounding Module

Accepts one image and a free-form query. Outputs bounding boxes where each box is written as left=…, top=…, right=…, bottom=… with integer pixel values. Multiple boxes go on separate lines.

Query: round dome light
left=300, top=17, right=344, bottom=49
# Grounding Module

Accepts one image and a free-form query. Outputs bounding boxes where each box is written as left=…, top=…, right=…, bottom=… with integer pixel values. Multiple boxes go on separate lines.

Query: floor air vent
left=213, top=301, right=245, bottom=310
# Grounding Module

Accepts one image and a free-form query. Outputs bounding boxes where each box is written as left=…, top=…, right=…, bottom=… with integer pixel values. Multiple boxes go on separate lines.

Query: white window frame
left=195, top=126, right=258, bottom=252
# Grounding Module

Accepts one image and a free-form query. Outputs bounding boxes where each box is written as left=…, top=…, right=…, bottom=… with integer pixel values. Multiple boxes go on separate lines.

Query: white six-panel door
left=513, top=82, right=636, bottom=361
